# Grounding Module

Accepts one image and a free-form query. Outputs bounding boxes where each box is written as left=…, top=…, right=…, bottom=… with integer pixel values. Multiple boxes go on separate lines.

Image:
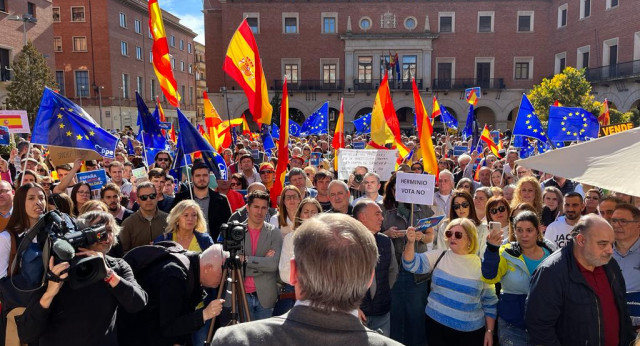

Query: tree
left=528, top=67, right=600, bottom=120
left=6, top=41, right=57, bottom=127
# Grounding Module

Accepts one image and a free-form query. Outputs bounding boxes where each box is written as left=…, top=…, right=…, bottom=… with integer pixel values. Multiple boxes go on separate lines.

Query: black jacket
left=525, top=240, right=635, bottom=346
left=172, top=185, right=232, bottom=242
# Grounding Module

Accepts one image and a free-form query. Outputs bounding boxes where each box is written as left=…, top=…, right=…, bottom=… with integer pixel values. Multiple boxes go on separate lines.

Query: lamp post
left=94, top=85, right=104, bottom=126
left=8, top=14, right=37, bottom=46
left=79, top=85, right=85, bottom=107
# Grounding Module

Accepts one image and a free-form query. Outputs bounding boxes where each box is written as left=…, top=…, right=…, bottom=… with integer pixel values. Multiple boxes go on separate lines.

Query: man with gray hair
left=212, top=213, right=402, bottom=345
left=434, top=170, right=454, bottom=216
left=328, top=180, right=353, bottom=215
left=288, top=168, right=317, bottom=198
left=525, top=214, right=635, bottom=346
left=351, top=172, right=383, bottom=206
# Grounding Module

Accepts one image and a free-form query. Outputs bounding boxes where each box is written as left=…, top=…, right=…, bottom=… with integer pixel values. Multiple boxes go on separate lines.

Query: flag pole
left=141, top=130, right=149, bottom=168
left=20, top=142, right=33, bottom=186
left=176, top=112, right=194, bottom=200
left=222, top=74, right=234, bottom=155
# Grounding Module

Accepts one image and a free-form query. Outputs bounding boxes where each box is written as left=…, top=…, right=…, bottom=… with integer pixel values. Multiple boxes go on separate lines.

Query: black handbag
left=424, top=250, right=446, bottom=294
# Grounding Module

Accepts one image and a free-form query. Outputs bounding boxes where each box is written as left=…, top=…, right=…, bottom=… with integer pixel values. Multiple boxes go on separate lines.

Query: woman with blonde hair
left=78, top=200, right=108, bottom=215
left=510, top=176, right=543, bottom=215
left=155, top=200, right=213, bottom=252
left=269, top=185, right=302, bottom=237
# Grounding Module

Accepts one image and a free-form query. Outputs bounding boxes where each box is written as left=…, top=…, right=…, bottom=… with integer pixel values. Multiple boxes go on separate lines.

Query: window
left=122, top=74, right=129, bottom=98
left=148, top=28, right=152, bottom=39
left=603, top=38, right=618, bottom=66
left=558, top=4, right=568, bottom=28
left=137, top=76, right=143, bottom=95
left=357, top=56, right=372, bottom=82
left=119, top=13, right=126, bottom=28
left=580, top=0, right=591, bottom=19
left=136, top=46, right=142, bottom=60
left=284, top=64, right=299, bottom=82
left=577, top=46, right=590, bottom=69
left=555, top=52, right=567, bottom=74
left=635, top=32, right=640, bottom=61
left=134, top=19, right=141, bottom=34
left=245, top=15, right=259, bottom=34
left=53, top=7, right=60, bottom=22
left=475, top=57, right=494, bottom=88
left=54, top=37, right=62, bottom=52
left=55, top=71, right=65, bottom=96
left=323, top=16, right=336, bottom=33
left=439, top=13, right=455, bottom=33
left=73, top=37, right=87, bottom=52
left=606, top=0, right=619, bottom=9
left=169, top=35, right=175, bottom=47
left=380, top=55, right=389, bottom=77
left=402, top=55, right=417, bottom=81
left=517, top=11, right=533, bottom=32
left=404, top=17, right=417, bottom=30
left=190, top=87, right=193, bottom=105
left=478, top=12, right=494, bottom=33
left=0, top=0, right=6, bottom=13
left=179, top=40, right=184, bottom=50
left=75, top=71, right=89, bottom=97
left=284, top=17, right=298, bottom=34
left=188, top=64, right=192, bottom=74
left=171, top=58, right=175, bottom=70
left=0, top=48, right=10, bottom=82
left=181, top=86, right=186, bottom=103
left=359, top=17, right=372, bottom=31
left=436, top=58, right=455, bottom=89
left=120, top=41, right=128, bottom=56
left=187, top=43, right=192, bottom=53
left=180, top=61, right=184, bottom=72
left=149, top=51, right=153, bottom=63
left=150, top=79, right=156, bottom=99
left=514, top=58, right=533, bottom=80
left=27, top=2, right=35, bottom=17
left=323, top=64, right=336, bottom=84
left=71, top=7, right=85, bottom=22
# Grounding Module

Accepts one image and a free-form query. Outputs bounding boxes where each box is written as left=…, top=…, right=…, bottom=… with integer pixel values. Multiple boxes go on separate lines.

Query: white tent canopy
left=515, top=126, right=640, bottom=197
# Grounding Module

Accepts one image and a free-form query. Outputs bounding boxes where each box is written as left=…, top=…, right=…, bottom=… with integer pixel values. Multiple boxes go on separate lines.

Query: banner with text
left=395, top=172, right=436, bottom=205
left=337, top=148, right=397, bottom=181
left=599, top=122, right=634, bottom=137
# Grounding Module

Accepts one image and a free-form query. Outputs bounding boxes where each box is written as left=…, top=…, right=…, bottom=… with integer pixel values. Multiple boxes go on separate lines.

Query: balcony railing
left=432, top=78, right=505, bottom=90
left=585, top=59, right=640, bottom=82
left=273, top=79, right=343, bottom=91
left=353, top=79, right=423, bottom=91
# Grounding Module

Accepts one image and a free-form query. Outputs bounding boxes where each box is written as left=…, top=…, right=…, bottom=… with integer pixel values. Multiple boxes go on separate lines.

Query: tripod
left=205, top=253, right=251, bottom=344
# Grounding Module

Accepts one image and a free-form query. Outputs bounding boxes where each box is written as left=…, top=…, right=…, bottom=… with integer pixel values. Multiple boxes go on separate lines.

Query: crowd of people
left=0, top=129, right=638, bottom=346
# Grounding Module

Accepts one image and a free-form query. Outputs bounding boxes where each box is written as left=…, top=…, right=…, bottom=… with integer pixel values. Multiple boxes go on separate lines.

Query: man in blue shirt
left=611, top=203, right=640, bottom=327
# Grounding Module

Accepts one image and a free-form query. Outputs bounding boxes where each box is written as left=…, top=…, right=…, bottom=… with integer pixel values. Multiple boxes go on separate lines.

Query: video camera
left=219, top=220, right=246, bottom=253
left=22, top=210, right=109, bottom=290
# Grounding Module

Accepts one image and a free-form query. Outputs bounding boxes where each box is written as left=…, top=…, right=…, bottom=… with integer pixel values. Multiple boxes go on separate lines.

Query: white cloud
left=159, top=0, right=205, bottom=44
left=175, top=13, right=205, bottom=44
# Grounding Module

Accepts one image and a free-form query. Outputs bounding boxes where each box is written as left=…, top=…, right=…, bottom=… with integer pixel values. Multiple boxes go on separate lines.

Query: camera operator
left=16, top=211, right=148, bottom=346
left=347, top=166, right=368, bottom=201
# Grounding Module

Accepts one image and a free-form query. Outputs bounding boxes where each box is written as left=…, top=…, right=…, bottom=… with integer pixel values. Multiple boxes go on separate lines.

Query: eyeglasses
left=138, top=193, right=157, bottom=201
left=156, top=157, right=170, bottom=162
left=490, top=206, right=507, bottom=215
left=453, top=202, right=470, bottom=210
left=260, top=170, right=274, bottom=174
left=610, top=218, right=639, bottom=226
left=445, top=230, right=464, bottom=239
left=284, top=195, right=300, bottom=201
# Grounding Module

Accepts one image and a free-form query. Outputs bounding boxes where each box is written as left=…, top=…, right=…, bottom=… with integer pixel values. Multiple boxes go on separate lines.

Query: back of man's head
left=292, top=213, right=378, bottom=313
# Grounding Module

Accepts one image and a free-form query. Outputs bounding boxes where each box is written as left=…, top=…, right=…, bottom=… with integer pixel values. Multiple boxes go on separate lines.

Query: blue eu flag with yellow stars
left=135, top=92, right=166, bottom=150
left=289, top=121, right=302, bottom=137
left=353, top=113, right=371, bottom=134
left=547, top=106, right=599, bottom=142
left=513, top=94, right=548, bottom=143
left=176, top=109, right=227, bottom=180
left=31, top=87, right=118, bottom=158
left=300, top=102, right=329, bottom=136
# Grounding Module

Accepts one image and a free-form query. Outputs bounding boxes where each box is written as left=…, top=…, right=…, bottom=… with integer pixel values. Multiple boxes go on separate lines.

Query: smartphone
left=489, top=221, right=501, bottom=233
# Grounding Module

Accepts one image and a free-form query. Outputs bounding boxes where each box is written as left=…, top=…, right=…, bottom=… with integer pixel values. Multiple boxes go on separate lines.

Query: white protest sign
left=337, top=148, right=397, bottom=181
left=395, top=172, right=436, bottom=205
left=0, top=110, right=30, bottom=133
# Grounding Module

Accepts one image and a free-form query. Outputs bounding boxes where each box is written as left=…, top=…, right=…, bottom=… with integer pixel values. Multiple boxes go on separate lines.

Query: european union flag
left=261, top=124, right=276, bottom=151
left=519, top=138, right=535, bottom=159
left=353, top=113, right=371, bottom=134
left=511, top=135, right=526, bottom=148
left=31, top=87, right=118, bottom=158
left=176, top=110, right=227, bottom=180
left=289, top=121, right=302, bottom=137
left=135, top=92, right=166, bottom=150
left=271, top=123, right=280, bottom=139
left=462, top=105, right=474, bottom=140
left=513, top=94, right=548, bottom=143
left=300, top=102, right=329, bottom=136
left=126, top=138, right=136, bottom=156
left=547, top=106, right=599, bottom=142
left=440, top=105, right=459, bottom=130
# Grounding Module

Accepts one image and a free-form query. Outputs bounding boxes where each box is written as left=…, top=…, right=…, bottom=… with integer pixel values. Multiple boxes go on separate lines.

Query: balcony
left=432, top=78, right=505, bottom=90
left=273, top=80, right=343, bottom=92
left=353, top=79, right=423, bottom=91
left=585, top=60, right=640, bottom=83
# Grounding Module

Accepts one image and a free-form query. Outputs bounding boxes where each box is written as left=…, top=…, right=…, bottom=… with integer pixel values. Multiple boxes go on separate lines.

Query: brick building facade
left=53, top=0, right=197, bottom=130
left=203, top=0, right=640, bottom=132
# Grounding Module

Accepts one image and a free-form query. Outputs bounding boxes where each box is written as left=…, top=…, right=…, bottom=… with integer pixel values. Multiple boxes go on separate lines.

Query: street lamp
left=79, top=85, right=85, bottom=107
left=8, top=14, right=37, bottom=46
left=94, top=85, right=104, bottom=126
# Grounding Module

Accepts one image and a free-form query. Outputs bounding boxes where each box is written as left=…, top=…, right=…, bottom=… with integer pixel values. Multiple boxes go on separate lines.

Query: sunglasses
left=230, top=182, right=240, bottom=187
left=260, top=170, right=274, bottom=174
left=453, top=202, right=470, bottom=210
left=139, top=193, right=157, bottom=201
left=445, top=230, right=464, bottom=239
left=490, top=206, right=507, bottom=215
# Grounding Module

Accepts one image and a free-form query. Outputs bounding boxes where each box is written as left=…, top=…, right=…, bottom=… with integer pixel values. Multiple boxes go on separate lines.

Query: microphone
left=52, top=238, right=75, bottom=261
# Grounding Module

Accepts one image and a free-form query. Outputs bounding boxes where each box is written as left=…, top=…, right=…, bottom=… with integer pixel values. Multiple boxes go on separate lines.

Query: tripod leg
left=205, top=267, right=229, bottom=345
left=229, top=267, right=239, bottom=325
left=234, top=267, right=252, bottom=323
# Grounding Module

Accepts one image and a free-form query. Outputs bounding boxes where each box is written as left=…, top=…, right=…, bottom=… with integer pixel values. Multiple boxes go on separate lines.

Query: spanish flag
left=368, top=72, right=409, bottom=159
left=203, top=91, right=224, bottom=150
left=156, top=96, right=167, bottom=135
left=332, top=98, right=345, bottom=170
left=480, top=125, right=501, bottom=158
left=412, top=79, right=438, bottom=179
left=148, top=0, right=180, bottom=107
left=598, top=98, right=610, bottom=126
left=270, top=77, right=289, bottom=207
left=432, top=96, right=442, bottom=119
left=223, top=19, right=272, bottom=125
left=467, top=89, right=478, bottom=106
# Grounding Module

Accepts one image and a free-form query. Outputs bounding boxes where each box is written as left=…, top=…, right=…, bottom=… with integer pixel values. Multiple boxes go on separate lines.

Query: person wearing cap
left=290, top=155, right=305, bottom=169
left=259, top=162, right=275, bottom=191
left=21, top=157, right=38, bottom=172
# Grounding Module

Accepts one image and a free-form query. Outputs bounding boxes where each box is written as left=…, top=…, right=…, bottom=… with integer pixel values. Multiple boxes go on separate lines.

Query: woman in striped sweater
left=403, top=218, right=498, bottom=346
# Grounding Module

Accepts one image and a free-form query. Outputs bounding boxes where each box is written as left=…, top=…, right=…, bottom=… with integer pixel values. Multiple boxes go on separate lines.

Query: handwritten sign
left=48, top=146, right=104, bottom=166
left=395, top=172, right=436, bottom=205
left=337, top=149, right=397, bottom=181
left=76, top=169, right=108, bottom=191
left=599, top=122, right=634, bottom=137
left=132, top=167, right=147, bottom=180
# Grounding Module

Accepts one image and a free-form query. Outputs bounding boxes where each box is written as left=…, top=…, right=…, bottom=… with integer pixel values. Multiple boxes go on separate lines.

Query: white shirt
left=279, top=232, right=294, bottom=284
left=544, top=216, right=576, bottom=248
left=0, top=231, right=12, bottom=278
left=351, top=194, right=383, bottom=207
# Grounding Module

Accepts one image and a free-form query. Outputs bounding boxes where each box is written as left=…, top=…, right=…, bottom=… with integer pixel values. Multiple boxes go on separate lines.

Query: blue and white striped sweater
left=403, top=249, right=498, bottom=332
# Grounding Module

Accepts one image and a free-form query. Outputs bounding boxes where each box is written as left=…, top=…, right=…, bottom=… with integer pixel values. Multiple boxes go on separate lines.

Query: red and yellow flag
left=169, top=124, right=176, bottom=143
left=432, top=96, right=442, bottom=119
left=467, top=89, right=478, bottom=106
left=480, top=125, right=501, bottom=158
left=332, top=98, right=345, bottom=171
left=598, top=98, right=610, bottom=126
left=368, top=72, right=409, bottom=158
left=223, top=19, right=272, bottom=125
left=270, top=78, right=289, bottom=207
left=412, top=79, right=438, bottom=178
left=148, top=0, right=180, bottom=107
left=156, top=96, right=167, bottom=135
left=203, top=91, right=224, bottom=150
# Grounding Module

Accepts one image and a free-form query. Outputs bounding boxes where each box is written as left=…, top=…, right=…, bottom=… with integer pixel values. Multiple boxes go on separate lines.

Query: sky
left=160, top=0, right=206, bottom=44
